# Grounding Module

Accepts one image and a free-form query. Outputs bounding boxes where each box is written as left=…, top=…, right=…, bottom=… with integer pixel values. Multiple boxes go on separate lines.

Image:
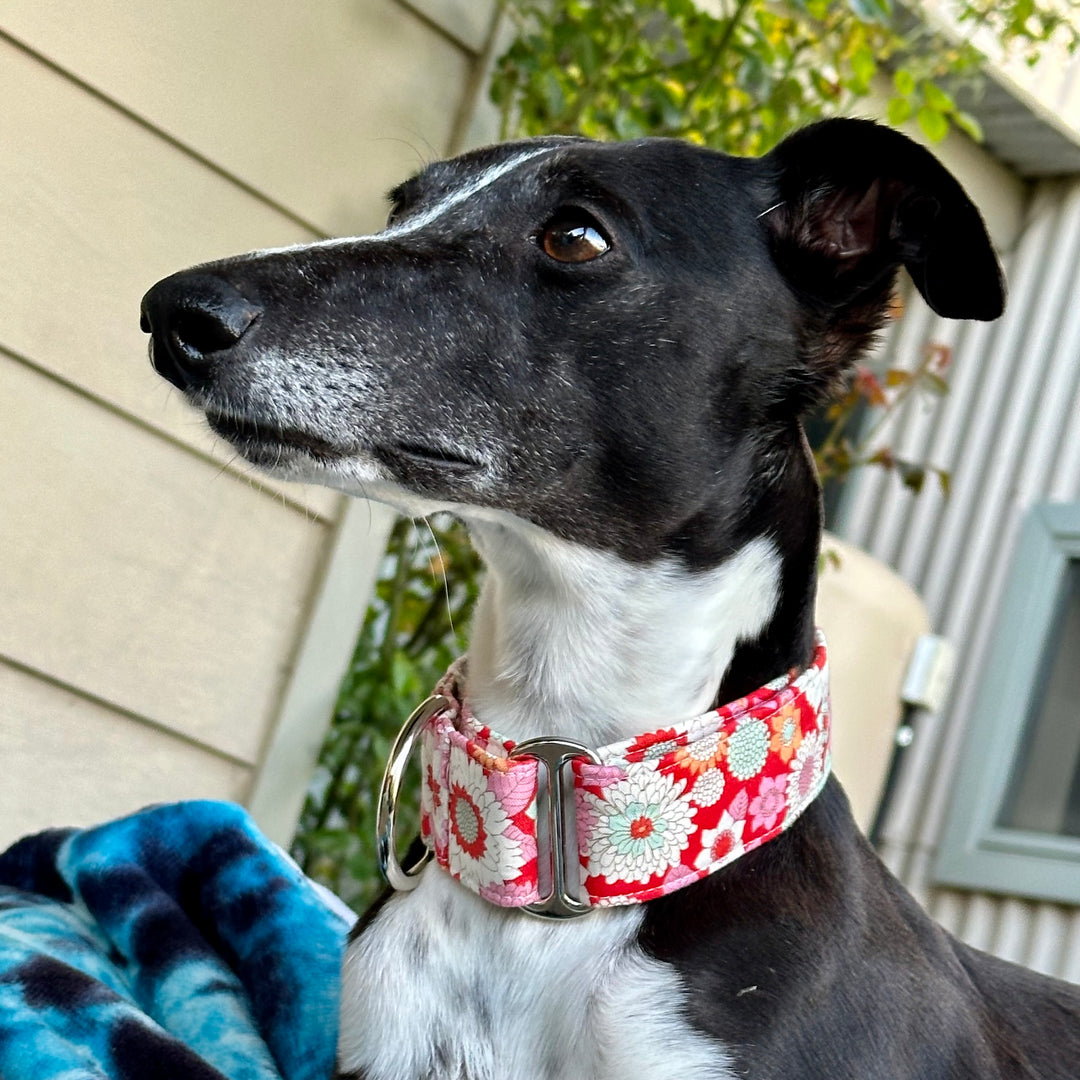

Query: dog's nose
left=140, top=272, right=261, bottom=391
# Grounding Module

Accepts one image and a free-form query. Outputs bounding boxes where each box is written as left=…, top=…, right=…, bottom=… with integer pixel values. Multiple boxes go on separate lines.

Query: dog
left=141, top=118, right=1080, bottom=1079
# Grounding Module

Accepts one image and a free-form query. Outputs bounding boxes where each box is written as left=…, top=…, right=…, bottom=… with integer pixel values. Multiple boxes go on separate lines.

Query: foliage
left=291, top=517, right=481, bottom=910
left=293, top=0, right=1078, bottom=907
left=815, top=333, right=954, bottom=496
left=491, top=0, right=1078, bottom=152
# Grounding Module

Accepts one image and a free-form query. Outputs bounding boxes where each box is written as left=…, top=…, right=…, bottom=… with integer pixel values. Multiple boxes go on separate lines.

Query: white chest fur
left=337, top=522, right=780, bottom=1079
left=338, top=869, right=736, bottom=1080
left=464, top=522, right=782, bottom=746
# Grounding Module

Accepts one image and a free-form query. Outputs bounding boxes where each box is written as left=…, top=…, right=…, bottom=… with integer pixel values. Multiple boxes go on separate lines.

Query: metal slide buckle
left=376, top=694, right=450, bottom=891
left=508, top=737, right=600, bottom=920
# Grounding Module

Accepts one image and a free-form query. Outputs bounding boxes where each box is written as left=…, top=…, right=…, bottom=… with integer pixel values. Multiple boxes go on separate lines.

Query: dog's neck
left=461, top=512, right=810, bottom=749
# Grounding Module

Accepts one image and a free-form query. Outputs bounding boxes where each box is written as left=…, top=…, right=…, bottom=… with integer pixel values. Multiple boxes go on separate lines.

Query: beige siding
left=1, top=357, right=326, bottom=763
left=1, top=1, right=479, bottom=234
left=0, top=660, right=251, bottom=840
left=0, top=1, right=485, bottom=848
left=0, top=33, right=336, bottom=517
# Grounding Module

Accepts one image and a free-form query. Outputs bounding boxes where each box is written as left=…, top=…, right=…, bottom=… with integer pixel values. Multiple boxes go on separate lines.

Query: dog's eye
left=540, top=211, right=610, bottom=263
left=386, top=203, right=405, bottom=229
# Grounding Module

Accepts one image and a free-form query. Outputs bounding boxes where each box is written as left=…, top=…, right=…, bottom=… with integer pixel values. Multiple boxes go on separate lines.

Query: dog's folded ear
left=763, top=118, right=1005, bottom=324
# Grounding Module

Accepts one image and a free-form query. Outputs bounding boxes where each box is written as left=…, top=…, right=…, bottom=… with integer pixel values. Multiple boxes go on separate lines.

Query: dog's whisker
left=421, top=515, right=457, bottom=644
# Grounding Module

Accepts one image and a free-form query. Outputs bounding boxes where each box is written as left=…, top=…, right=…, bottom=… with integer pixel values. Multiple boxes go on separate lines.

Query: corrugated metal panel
left=835, top=176, right=1080, bottom=982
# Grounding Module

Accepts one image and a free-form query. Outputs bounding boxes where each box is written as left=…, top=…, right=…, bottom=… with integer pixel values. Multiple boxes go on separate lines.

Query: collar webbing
left=403, top=632, right=831, bottom=913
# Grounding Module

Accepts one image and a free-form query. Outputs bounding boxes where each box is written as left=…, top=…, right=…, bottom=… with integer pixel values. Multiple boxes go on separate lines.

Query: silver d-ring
left=376, top=693, right=450, bottom=891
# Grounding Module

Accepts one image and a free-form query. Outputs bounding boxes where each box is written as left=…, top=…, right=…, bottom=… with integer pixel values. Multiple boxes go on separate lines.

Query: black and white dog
left=142, top=119, right=1080, bottom=1079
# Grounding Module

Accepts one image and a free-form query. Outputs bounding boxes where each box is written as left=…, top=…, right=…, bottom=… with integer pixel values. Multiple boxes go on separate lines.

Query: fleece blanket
left=0, top=801, right=354, bottom=1080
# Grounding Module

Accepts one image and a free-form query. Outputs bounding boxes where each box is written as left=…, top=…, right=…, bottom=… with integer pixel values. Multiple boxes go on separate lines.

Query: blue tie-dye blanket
left=0, top=801, right=354, bottom=1080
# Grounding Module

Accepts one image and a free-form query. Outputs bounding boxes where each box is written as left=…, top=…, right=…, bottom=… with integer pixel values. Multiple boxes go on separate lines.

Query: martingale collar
left=378, top=632, right=831, bottom=918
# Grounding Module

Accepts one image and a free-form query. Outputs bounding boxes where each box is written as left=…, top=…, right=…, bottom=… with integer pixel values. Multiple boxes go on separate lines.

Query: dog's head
left=141, top=120, right=1003, bottom=565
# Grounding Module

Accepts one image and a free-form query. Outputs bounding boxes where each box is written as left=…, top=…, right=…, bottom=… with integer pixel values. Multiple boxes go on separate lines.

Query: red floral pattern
left=417, top=633, right=831, bottom=909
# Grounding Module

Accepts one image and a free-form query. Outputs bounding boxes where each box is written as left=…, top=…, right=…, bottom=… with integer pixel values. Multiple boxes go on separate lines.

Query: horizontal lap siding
left=0, top=357, right=325, bottom=764
left=0, top=660, right=251, bottom=841
left=0, top=1, right=481, bottom=846
left=0, top=1, right=476, bottom=235
left=0, top=34, right=337, bottom=518
left=836, top=178, right=1080, bottom=981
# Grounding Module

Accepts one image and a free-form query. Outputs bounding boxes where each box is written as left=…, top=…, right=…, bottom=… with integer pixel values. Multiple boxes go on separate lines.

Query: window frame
left=935, top=502, right=1080, bottom=903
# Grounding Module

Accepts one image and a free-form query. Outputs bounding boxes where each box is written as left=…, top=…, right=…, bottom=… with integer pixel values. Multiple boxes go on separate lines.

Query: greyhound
left=141, top=118, right=1080, bottom=1079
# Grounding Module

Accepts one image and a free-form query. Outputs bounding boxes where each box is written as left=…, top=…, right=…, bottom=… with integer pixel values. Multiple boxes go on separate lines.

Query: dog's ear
left=764, top=118, right=1004, bottom=320
left=761, top=119, right=1004, bottom=401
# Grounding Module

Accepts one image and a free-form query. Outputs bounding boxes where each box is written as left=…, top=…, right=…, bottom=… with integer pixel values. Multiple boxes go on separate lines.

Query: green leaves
left=888, top=96, right=912, bottom=125
left=492, top=0, right=900, bottom=155
left=917, top=105, right=949, bottom=141
left=291, top=516, right=481, bottom=910
left=492, top=0, right=1076, bottom=155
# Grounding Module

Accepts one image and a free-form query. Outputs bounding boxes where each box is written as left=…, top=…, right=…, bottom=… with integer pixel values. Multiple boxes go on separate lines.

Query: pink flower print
left=488, top=763, right=536, bottom=816
left=479, top=879, right=540, bottom=907
left=786, top=730, right=828, bottom=812
left=659, top=862, right=698, bottom=896
left=503, top=821, right=537, bottom=866
left=748, top=775, right=787, bottom=832
left=581, top=764, right=627, bottom=789
left=575, top=786, right=599, bottom=846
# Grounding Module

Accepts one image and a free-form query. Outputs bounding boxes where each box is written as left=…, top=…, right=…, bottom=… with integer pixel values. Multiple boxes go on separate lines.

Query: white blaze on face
left=245, top=146, right=558, bottom=259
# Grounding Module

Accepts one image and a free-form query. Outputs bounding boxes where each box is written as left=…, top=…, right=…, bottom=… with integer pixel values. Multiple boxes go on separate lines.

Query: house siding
left=0, top=1, right=492, bottom=847
left=836, top=177, right=1080, bottom=982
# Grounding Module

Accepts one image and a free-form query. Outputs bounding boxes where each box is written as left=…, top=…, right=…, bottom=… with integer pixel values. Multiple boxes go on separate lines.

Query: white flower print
left=726, top=717, right=769, bottom=780
left=801, top=665, right=829, bottom=720
left=694, top=810, right=746, bottom=871
left=445, top=749, right=525, bottom=891
left=786, top=729, right=828, bottom=813
left=583, top=765, right=696, bottom=884
left=691, top=766, right=725, bottom=808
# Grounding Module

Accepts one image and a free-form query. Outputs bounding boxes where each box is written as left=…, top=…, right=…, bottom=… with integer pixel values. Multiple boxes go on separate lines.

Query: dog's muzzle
left=140, top=272, right=262, bottom=393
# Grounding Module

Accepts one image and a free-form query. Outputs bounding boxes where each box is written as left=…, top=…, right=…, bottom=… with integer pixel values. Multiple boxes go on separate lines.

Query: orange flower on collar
left=769, top=703, right=803, bottom=764
left=674, top=730, right=727, bottom=776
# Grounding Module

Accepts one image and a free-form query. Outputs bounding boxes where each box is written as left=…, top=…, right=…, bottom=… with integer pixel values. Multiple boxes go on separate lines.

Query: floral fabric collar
left=416, top=632, right=831, bottom=910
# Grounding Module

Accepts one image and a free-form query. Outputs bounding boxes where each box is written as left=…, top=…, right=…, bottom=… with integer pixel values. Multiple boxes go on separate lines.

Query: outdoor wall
left=837, top=176, right=1080, bottom=983
left=0, top=1, right=497, bottom=849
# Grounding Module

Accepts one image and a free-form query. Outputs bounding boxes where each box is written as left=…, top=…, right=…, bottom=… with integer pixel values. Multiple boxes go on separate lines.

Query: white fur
left=247, top=147, right=555, bottom=260
left=337, top=514, right=781, bottom=1080
left=465, top=517, right=782, bottom=747
left=339, top=871, right=735, bottom=1080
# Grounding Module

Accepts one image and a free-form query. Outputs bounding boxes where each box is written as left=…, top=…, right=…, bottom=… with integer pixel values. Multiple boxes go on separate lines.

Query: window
left=935, top=503, right=1080, bottom=903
